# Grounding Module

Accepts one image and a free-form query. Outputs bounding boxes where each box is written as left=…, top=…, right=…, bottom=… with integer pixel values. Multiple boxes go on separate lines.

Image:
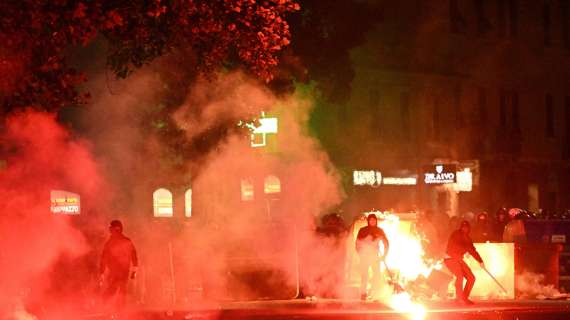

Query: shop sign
left=382, top=176, right=417, bottom=185
left=353, top=170, right=382, bottom=186
left=50, top=190, right=80, bottom=215
left=423, top=164, right=457, bottom=184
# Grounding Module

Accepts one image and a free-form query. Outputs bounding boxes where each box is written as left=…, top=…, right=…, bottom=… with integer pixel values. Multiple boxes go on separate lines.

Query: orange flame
left=366, top=211, right=434, bottom=320
left=372, top=211, right=438, bottom=281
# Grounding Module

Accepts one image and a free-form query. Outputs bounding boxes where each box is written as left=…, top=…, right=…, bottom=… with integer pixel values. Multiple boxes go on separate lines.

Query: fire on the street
left=389, top=292, right=427, bottom=320
left=349, top=211, right=437, bottom=320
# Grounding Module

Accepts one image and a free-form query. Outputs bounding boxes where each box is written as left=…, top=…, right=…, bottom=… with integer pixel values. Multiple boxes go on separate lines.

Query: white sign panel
left=382, top=176, right=417, bottom=185
left=353, top=170, right=382, bottom=186
left=456, top=169, right=473, bottom=192
left=423, top=164, right=457, bottom=184
left=251, top=116, right=278, bottom=148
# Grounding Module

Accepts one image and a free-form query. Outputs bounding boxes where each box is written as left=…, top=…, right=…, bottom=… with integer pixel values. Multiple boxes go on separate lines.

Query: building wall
left=336, top=0, right=570, bottom=215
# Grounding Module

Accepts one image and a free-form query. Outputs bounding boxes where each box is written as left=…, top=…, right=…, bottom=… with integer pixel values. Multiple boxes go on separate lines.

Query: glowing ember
left=389, top=292, right=427, bottom=320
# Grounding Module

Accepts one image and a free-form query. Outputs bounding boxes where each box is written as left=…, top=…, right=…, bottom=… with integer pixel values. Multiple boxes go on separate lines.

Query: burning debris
left=348, top=211, right=438, bottom=319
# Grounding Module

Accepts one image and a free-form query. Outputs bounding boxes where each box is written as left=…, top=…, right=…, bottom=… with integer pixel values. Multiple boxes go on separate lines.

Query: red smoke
left=0, top=68, right=348, bottom=316
left=0, top=110, right=105, bottom=319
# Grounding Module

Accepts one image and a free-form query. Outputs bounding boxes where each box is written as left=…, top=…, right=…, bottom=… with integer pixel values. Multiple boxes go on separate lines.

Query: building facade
left=326, top=0, right=570, bottom=217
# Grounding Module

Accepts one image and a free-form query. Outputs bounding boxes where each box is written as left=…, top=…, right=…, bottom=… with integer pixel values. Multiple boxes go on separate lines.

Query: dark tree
left=0, top=0, right=299, bottom=112
left=274, top=0, right=381, bottom=103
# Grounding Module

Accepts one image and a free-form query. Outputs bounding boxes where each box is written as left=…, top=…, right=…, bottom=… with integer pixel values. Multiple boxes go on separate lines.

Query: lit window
left=185, top=188, right=192, bottom=217
left=50, top=190, right=80, bottom=215
left=264, top=175, right=281, bottom=194
left=241, top=179, right=254, bottom=201
left=153, top=188, right=173, bottom=217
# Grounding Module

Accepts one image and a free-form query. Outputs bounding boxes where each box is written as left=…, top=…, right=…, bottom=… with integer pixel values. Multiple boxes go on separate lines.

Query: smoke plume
left=0, top=110, right=106, bottom=319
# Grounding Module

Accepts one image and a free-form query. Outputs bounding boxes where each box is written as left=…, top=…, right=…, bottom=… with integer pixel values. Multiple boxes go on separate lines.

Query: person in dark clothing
left=100, top=220, right=138, bottom=308
left=444, top=220, right=485, bottom=305
left=490, top=208, right=509, bottom=242
left=356, top=214, right=389, bottom=300
left=471, top=212, right=491, bottom=243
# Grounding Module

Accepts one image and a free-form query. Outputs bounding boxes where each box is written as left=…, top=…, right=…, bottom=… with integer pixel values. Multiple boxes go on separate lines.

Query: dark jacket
left=356, top=226, right=389, bottom=257
left=446, top=230, right=483, bottom=263
left=100, top=234, right=138, bottom=276
left=471, top=222, right=491, bottom=243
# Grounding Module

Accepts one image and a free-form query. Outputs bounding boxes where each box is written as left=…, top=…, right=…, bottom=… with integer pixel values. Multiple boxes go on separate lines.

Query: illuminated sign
left=455, top=168, right=473, bottom=192
left=50, top=190, right=80, bottom=215
left=423, top=164, right=456, bottom=184
left=382, top=176, right=417, bottom=185
left=253, top=117, right=278, bottom=134
left=238, top=112, right=279, bottom=148
left=251, top=113, right=278, bottom=148
left=353, top=170, right=382, bottom=186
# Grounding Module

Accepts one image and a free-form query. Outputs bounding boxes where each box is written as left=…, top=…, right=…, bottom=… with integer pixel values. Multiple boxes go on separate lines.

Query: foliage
left=0, top=0, right=299, bottom=112
left=283, top=0, right=381, bottom=103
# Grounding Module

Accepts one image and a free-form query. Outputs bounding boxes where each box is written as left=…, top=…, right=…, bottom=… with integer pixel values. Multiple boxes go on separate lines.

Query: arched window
left=241, top=179, right=254, bottom=201
left=153, top=188, right=173, bottom=217
left=264, top=175, right=281, bottom=194
left=185, top=188, right=192, bottom=217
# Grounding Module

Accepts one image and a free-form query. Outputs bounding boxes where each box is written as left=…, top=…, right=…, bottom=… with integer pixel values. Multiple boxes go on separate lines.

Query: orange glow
left=347, top=211, right=437, bottom=286
left=464, top=242, right=515, bottom=299
left=378, top=213, right=436, bottom=281
left=348, top=211, right=431, bottom=320
left=378, top=212, right=430, bottom=320
left=348, top=211, right=514, bottom=320
left=389, top=292, right=427, bottom=320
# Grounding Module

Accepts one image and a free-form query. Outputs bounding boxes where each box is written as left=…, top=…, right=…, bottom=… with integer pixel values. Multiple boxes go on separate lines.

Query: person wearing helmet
left=490, top=208, right=510, bottom=242
left=471, top=212, right=490, bottom=242
left=100, top=220, right=138, bottom=308
left=444, top=220, right=484, bottom=305
left=356, top=214, right=389, bottom=301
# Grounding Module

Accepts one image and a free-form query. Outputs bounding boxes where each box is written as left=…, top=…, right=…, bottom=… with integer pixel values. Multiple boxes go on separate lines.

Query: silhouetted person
left=471, top=212, right=491, bottom=243
left=444, top=220, right=484, bottom=305
left=100, top=220, right=138, bottom=309
left=490, top=208, right=509, bottom=242
left=356, top=214, right=389, bottom=300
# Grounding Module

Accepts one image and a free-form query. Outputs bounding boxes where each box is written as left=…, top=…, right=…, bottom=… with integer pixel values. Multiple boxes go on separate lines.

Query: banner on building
left=423, top=164, right=457, bottom=184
